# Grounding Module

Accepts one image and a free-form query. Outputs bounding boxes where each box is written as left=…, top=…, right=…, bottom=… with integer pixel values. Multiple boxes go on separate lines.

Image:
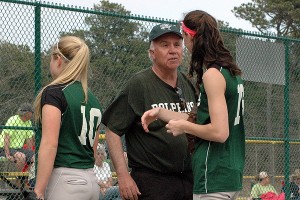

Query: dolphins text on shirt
left=151, top=101, right=195, bottom=113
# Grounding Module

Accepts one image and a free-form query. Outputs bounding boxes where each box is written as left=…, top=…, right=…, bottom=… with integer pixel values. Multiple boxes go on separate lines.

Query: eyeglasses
left=175, top=87, right=187, bottom=111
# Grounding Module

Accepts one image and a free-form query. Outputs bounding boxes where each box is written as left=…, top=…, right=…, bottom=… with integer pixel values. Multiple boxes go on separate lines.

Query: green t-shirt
left=0, top=115, right=34, bottom=148
left=251, top=183, right=277, bottom=198
left=36, top=82, right=102, bottom=169
left=193, top=68, right=245, bottom=194
left=102, top=68, right=196, bottom=173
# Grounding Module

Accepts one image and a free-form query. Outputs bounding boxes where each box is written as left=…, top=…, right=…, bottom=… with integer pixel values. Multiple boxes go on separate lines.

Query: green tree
left=233, top=0, right=300, bottom=83
left=232, top=0, right=300, bottom=37
left=63, top=0, right=151, bottom=108
left=219, top=20, right=243, bottom=60
left=0, top=42, right=35, bottom=123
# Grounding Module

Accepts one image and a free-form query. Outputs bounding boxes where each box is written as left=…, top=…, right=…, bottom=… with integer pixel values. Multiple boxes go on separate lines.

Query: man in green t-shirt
left=102, top=24, right=196, bottom=200
left=0, top=102, right=35, bottom=171
left=250, top=171, right=278, bottom=199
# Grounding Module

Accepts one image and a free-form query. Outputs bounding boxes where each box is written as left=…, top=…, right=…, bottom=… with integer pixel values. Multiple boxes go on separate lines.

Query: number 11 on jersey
left=234, top=84, right=244, bottom=126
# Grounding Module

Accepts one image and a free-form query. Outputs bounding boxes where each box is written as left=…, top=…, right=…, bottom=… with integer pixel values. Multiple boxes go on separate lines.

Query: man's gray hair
left=148, top=41, right=155, bottom=62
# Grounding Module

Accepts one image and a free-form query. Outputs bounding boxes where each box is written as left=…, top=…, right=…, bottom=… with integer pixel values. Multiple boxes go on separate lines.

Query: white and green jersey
left=193, top=67, right=245, bottom=194
left=36, top=81, right=102, bottom=169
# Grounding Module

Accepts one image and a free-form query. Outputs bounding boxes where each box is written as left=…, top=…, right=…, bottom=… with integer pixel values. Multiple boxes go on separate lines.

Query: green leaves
left=232, top=0, right=300, bottom=37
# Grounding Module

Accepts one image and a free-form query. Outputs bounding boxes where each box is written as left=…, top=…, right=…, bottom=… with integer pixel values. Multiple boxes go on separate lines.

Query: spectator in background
left=250, top=171, right=278, bottom=199
left=0, top=102, right=35, bottom=171
left=282, top=169, right=300, bottom=200
left=94, top=143, right=121, bottom=200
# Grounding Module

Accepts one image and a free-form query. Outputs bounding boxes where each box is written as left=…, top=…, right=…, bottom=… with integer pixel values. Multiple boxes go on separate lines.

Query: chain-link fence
left=0, top=0, right=300, bottom=199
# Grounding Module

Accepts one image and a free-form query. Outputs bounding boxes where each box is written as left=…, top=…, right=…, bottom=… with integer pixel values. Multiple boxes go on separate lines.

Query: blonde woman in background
left=33, top=36, right=102, bottom=200
left=94, top=143, right=121, bottom=200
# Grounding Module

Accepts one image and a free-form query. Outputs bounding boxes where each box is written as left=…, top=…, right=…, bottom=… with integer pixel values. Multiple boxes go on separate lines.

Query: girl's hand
left=165, top=120, right=186, bottom=136
left=141, top=107, right=160, bottom=132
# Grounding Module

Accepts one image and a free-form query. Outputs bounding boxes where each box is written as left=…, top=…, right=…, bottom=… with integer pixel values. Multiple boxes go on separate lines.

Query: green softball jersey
left=193, top=67, right=245, bottom=194
left=102, top=68, right=196, bottom=173
left=36, top=81, right=102, bottom=169
left=0, top=115, right=34, bottom=148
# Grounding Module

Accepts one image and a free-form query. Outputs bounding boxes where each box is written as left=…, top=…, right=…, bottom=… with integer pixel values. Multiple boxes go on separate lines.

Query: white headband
left=56, top=42, right=70, bottom=61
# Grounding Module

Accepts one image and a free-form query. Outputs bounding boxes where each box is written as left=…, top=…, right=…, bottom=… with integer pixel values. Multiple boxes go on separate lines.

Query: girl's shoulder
left=203, top=67, right=225, bottom=81
left=45, top=83, right=69, bottom=92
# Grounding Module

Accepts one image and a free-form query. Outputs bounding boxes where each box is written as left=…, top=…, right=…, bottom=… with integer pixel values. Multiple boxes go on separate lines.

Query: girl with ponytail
left=33, top=36, right=102, bottom=200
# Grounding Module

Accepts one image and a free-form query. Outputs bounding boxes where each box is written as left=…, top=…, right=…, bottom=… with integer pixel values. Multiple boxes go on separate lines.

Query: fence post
left=34, top=3, right=42, bottom=96
left=283, top=40, right=291, bottom=199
